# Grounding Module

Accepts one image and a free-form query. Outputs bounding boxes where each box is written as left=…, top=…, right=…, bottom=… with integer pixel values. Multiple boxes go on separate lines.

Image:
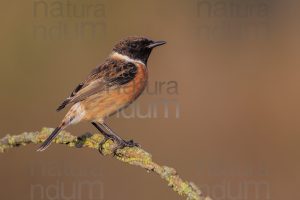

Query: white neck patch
left=111, top=52, right=145, bottom=66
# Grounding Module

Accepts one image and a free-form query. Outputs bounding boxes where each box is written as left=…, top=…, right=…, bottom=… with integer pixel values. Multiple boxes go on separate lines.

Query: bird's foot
left=112, top=139, right=141, bottom=156
left=98, top=134, right=140, bottom=156
left=98, top=133, right=118, bottom=155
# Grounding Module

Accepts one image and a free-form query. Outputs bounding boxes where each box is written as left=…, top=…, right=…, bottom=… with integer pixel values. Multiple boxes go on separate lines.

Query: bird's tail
left=37, top=102, right=85, bottom=152
left=37, top=126, right=63, bottom=152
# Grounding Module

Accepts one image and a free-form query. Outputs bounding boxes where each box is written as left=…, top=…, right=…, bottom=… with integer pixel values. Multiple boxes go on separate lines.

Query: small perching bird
left=37, top=36, right=166, bottom=153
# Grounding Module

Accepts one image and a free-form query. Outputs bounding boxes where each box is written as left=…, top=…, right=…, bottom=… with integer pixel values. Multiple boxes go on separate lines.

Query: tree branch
left=0, top=127, right=211, bottom=200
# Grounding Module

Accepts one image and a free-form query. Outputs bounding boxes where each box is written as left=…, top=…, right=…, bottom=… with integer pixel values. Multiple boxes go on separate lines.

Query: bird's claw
left=112, top=139, right=141, bottom=156
left=98, top=133, right=118, bottom=155
left=98, top=135, right=140, bottom=156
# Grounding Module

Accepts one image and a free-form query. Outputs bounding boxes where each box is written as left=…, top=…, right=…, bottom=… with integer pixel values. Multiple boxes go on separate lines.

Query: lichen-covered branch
left=0, top=127, right=211, bottom=200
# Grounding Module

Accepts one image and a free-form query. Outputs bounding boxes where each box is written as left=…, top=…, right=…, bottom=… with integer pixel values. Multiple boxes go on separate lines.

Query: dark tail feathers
left=37, top=127, right=62, bottom=151
left=56, top=99, right=70, bottom=111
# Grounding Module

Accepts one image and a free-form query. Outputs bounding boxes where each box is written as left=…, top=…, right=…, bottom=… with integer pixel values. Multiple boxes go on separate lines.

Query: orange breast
left=83, top=62, right=148, bottom=121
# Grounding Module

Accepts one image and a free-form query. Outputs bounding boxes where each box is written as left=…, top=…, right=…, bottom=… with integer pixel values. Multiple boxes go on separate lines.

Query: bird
left=37, top=36, right=166, bottom=153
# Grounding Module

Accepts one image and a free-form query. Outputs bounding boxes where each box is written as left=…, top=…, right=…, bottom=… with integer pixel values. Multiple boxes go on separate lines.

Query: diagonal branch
left=0, top=127, right=211, bottom=200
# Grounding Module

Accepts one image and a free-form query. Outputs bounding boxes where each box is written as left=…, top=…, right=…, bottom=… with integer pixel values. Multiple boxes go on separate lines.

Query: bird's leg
left=91, top=122, right=140, bottom=156
left=92, top=122, right=120, bottom=155
left=92, top=122, right=123, bottom=142
left=102, top=122, right=140, bottom=148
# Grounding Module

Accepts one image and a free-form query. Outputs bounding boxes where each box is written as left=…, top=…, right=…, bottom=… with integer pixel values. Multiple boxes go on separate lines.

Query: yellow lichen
left=0, top=128, right=210, bottom=200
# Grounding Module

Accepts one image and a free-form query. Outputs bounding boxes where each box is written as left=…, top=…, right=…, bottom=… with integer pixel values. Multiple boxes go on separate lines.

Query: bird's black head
left=113, top=36, right=166, bottom=65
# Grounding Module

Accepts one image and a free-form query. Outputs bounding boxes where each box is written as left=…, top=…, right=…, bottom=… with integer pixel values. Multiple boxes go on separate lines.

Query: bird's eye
left=131, top=43, right=138, bottom=48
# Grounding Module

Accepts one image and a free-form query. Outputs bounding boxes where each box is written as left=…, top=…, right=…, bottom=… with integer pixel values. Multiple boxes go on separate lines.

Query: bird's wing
left=56, top=60, right=138, bottom=111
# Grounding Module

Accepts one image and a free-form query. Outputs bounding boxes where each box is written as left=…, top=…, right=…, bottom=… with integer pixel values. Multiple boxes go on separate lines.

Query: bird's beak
left=147, top=40, right=167, bottom=49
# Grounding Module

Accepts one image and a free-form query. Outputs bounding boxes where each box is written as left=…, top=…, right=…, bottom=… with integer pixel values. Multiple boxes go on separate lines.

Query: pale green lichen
left=0, top=127, right=211, bottom=200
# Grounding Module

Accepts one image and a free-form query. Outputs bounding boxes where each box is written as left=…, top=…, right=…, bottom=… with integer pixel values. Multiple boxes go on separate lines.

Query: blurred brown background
left=0, top=0, right=299, bottom=200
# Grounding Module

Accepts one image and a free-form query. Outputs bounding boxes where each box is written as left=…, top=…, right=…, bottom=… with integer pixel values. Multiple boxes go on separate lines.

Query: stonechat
left=37, top=36, right=166, bottom=153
